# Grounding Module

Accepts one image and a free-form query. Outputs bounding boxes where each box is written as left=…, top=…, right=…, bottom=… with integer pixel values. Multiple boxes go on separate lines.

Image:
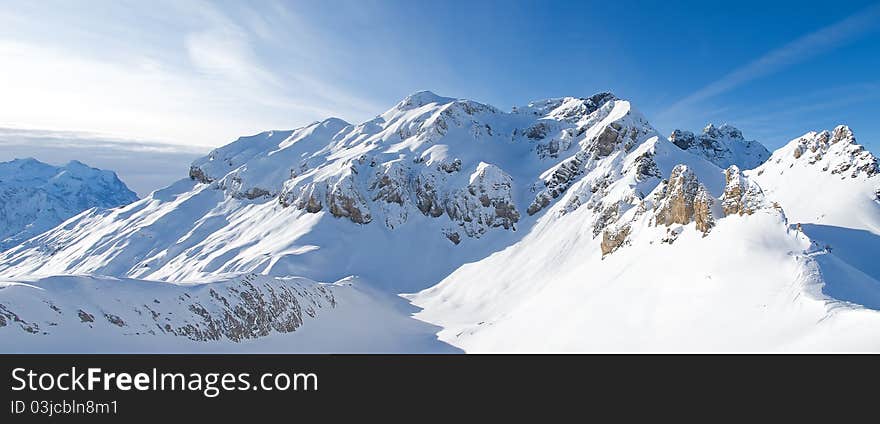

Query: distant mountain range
left=1, top=91, right=878, bottom=352
left=0, top=158, right=137, bottom=251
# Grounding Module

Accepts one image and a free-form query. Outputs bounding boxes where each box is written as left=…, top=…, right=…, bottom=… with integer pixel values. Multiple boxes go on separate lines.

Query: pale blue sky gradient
left=1, top=0, right=879, bottom=153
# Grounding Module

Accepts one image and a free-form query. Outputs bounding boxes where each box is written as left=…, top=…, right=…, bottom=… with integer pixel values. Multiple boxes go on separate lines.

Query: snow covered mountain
left=0, top=158, right=138, bottom=251
left=1, top=91, right=879, bottom=352
left=411, top=123, right=880, bottom=352
left=669, top=123, right=770, bottom=169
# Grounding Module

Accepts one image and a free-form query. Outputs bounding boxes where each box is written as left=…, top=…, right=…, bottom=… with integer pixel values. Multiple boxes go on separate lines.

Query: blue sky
left=1, top=0, right=879, bottom=153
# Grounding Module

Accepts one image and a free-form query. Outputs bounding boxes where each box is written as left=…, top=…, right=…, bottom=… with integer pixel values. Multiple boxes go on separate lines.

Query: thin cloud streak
left=658, top=4, right=880, bottom=122
left=0, top=1, right=385, bottom=147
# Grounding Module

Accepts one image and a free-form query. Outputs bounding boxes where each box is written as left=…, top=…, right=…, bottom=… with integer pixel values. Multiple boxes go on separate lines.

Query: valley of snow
left=1, top=91, right=879, bottom=352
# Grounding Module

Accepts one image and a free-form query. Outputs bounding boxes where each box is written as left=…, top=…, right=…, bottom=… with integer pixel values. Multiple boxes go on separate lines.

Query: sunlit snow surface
left=2, top=93, right=879, bottom=352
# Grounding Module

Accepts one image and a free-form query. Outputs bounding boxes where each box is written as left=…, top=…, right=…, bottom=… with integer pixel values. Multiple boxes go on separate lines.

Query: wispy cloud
left=0, top=1, right=384, bottom=147
left=658, top=4, right=880, bottom=122
left=719, top=82, right=880, bottom=146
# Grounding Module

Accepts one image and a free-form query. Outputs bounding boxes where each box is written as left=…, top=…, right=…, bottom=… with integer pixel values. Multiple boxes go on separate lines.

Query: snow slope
left=748, top=125, right=880, bottom=311
left=0, top=274, right=456, bottom=353
left=409, top=187, right=880, bottom=352
left=2, top=91, right=880, bottom=352
left=0, top=158, right=138, bottom=250
left=411, top=125, right=880, bottom=352
left=749, top=125, right=880, bottom=232
left=0, top=92, right=649, bottom=292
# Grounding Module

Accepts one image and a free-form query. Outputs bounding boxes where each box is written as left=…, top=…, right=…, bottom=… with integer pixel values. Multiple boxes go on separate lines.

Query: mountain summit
left=1, top=91, right=879, bottom=352
left=0, top=158, right=137, bottom=250
left=669, top=123, right=770, bottom=169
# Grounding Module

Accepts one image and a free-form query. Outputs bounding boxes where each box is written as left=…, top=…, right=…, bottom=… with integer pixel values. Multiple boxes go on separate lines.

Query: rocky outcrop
left=279, top=174, right=372, bottom=225
left=1, top=303, right=40, bottom=333
left=327, top=177, right=372, bottom=224
left=653, top=165, right=715, bottom=235
left=0, top=274, right=337, bottom=343
left=445, top=163, right=520, bottom=237
left=693, top=187, right=716, bottom=234
left=721, top=165, right=766, bottom=216
left=669, top=129, right=697, bottom=150
left=600, top=224, right=630, bottom=256
left=789, top=125, right=878, bottom=178
left=279, top=156, right=520, bottom=238
left=535, top=128, right=577, bottom=159
left=631, top=151, right=662, bottom=181
left=592, top=125, right=622, bottom=157
left=669, top=124, right=769, bottom=169
left=588, top=121, right=646, bottom=158
left=414, top=173, right=445, bottom=218
left=527, top=152, right=587, bottom=215
left=189, top=166, right=213, bottom=184
left=592, top=202, right=620, bottom=237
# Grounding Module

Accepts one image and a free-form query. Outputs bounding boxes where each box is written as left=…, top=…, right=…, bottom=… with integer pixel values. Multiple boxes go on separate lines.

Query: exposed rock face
left=528, top=152, right=587, bottom=215
left=693, top=187, right=716, bottom=234
left=445, top=163, right=520, bottom=237
left=669, top=124, right=770, bottom=169
left=525, top=121, right=553, bottom=140
left=0, top=274, right=337, bottom=343
left=189, top=166, right=213, bottom=184
left=654, top=165, right=698, bottom=226
left=593, top=125, right=622, bottom=157
left=177, top=91, right=648, bottom=246
left=721, top=165, right=767, bottom=216
left=631, top=151, right=662, bottom=181
left=443, top=230, right=461, bottom=245
left=601, top=224, right=630, bottom=256
left=77, top=310, right=94, bottom=323
left=787, top=125, right=878, bottom=178
left=653, top=165, right=715, bottom=235
left=414, top=173, right=445, bottom=218
left=535, top=128, right=576, bottom=159
left=1, top=303, right=39, bottom=333
left=327, top=177, right=372, bottom=224
left=512, top=92, right=617, bottom=122
left=669, top=129, right=697, bottom=150
left=592, top=202, right=620, bottom=237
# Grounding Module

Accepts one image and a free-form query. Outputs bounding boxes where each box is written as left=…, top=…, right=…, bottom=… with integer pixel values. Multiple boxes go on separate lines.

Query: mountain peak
left=513, top=91, right=618, bottom=121
left=318, top=117, right=351, bottom=128
left=0, top=157, right=137, bottom=250
left=831, top=124, right=856, bottom=145
left=394, top=90, right=457, bottom=111
left=6, top=91, right=880, bottom=353
left=670, top=123, right=769, bottom=169
left=771, top=125, right=877, bottom=180
left=749, top=124, right=879, bottom=235
left=703, top=123, right=743, bottom=140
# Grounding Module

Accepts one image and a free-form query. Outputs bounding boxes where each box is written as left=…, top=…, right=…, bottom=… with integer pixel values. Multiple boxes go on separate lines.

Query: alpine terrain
left=1, top=91, right=879, bottom=352
left=0, top=158, right=138, bottom=251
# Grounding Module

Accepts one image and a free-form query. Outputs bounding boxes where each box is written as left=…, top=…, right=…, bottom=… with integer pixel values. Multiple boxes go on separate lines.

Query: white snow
left=0, top=158, right=138, bottom=250
left=0, top=274, right=456, bottom=353
left=2, top=92, right=879, bottom=352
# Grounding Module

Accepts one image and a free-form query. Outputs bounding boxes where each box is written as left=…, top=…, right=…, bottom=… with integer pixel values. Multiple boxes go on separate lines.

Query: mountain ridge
left=0, top=157, right=138, bottom=251
left=2, top=90, right=880, bottom=352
